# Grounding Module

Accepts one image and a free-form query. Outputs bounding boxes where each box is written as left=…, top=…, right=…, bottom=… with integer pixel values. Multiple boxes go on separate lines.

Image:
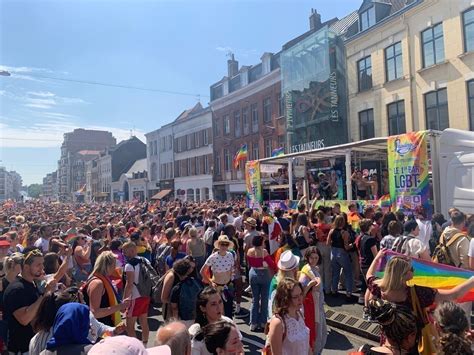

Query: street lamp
left=0, top=70, right=11, bottom=76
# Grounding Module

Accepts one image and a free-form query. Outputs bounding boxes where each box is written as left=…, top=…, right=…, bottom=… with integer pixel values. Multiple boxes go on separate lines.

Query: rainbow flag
left=271, top=147, right=285, bottom=157
left=233, top=144, right=248, bottom=169
left=376, top=251, right=474, bottom=303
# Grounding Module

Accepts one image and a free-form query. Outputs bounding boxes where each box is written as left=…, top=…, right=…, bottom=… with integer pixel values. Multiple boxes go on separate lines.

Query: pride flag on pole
left=271, top=147, right=285, bottom=157
left=233, top=144, right=248, bottom=169
left=376, top=251, right=474, bottom=302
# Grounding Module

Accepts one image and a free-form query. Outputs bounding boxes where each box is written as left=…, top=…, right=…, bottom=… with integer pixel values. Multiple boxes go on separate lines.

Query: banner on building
left=246, top=161, right=263, bottom=208
left=387, top=131, right=430, bottom=216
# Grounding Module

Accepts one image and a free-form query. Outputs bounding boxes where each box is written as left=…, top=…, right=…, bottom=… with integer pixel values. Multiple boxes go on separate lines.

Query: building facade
left=210, top=54, right=285, bottom=200
left=173, top=103, right=214, bottom=202
left=146, top=123, right=174, bottom=200
left=58, top=129, right=116, bottom=201
left=111, top=158, right=148, bottom=202
left=0, top=168, right=22, bottom=201
left=281, top=9, right=357, bottom=151
left=345, top=0, right=474, bottom=141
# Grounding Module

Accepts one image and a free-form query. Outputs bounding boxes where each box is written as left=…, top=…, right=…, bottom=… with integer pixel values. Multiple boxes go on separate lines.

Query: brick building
left=210, top=54, right=285, bottom=200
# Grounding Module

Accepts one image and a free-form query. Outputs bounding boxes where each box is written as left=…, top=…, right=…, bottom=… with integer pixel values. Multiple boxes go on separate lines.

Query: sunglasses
left=220, top=242, right=230, bottom=247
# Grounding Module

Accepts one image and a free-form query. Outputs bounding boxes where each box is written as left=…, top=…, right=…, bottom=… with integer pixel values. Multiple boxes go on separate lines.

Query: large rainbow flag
left=233, top=144, right=248, bottom=169
left=376, top=251, right=474, bottom=302
left=271, top=147, right=285, bottom=157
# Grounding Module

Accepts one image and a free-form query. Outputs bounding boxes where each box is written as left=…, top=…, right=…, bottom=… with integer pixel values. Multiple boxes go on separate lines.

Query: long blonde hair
left=91, top=251, right=116, bottom=276
left=375, top=257, right=411, bottom=292
left=276, top=269, right=298, bottom=283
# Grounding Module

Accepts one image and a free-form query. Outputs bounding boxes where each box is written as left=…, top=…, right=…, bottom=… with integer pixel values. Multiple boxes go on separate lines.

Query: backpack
left=391, top=235, right=414, bottom=254
left=432, top=232, right=465, bottom=267
left=124, top=257, right=162, bottom=303
left=154, top=245, right=172, bottom=277
left=176, top=277, right=202, bottom=321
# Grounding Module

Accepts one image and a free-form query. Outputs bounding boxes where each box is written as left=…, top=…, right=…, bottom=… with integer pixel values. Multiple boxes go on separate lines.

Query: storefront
left=281, top=25, right=349, bottom=151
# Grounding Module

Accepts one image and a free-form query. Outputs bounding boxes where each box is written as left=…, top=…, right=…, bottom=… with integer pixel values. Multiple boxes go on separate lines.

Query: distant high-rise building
left=57, top=128, right=116, bottom=201
left=0, top=167, right=23, bottom=201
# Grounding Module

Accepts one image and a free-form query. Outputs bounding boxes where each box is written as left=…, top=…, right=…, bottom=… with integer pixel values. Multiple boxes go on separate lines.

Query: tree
left=28, top=184, right=42, bottom=198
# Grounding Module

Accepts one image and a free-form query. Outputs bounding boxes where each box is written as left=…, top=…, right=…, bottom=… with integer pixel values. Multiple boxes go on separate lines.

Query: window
left=195, top=132, right=200, bottom=148
left=242, top=107, right=250, bottom=135
left=360, top=6, right=375, bottom=31
left=387, top=100, right=406, bottom=135
left=234, top=111, right=241, bottom=137
left=263, top=97, right=272, bottom=123
left=264, top=138, right=272, bottom=158
left=278, top=135, right=286, bottom=153
left=204, top=155, right=209, bottom=174
left=468, top=81, right=474, bottom=130
left=195, top=156, right=200, bottom=175
left=359, top=109, right=375, bottom=139
left=422, top=23, right=445, bottom=68
left=187, top=158, right=192, bottom=176
left=251, top=103, right=259, bottom=132
left=203, top=129, right=208, bottom=145
left=167, top=135, right=172, bottom=150
left=186, top=135, right=192, bottom=150
left=358, top=56, right=372, bottom=91
left=161, top=137, right=166, bottom=152
left=213, top=120, right=219, bottom=137
left=168, top=162, right=173, bottom=179
left=224, top=149, right=231, bottom=171
left=204, top=187, right=210, bottom=200
left=464, top=8, right=474, bottom=52
left=278, top=94, right=284, bottom=117
left=215, top=152, right=221, bottom=174
left=223, top=115, right=230, bottom=135
left=385, top=42, right=403, bottom=82
left=186, top=188, right=194, bottom=202
left=195, top=188, right=201, bottom=202
left=252, top=143, right=259, bottom=160
left=153, top=141, right=158, bottom=155
left=425, top=88, right=449, bottom=130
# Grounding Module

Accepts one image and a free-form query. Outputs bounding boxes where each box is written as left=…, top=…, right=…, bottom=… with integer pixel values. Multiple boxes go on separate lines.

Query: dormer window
left=360, top=6, right=375, bottom=31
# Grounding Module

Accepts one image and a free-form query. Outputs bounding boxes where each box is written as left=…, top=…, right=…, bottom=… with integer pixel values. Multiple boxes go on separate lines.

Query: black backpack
left=123, top=257, right=162, bottom=303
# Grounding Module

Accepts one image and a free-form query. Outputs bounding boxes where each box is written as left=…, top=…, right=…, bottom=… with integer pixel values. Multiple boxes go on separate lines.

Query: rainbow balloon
left=376, top=251, right=474, bottom=303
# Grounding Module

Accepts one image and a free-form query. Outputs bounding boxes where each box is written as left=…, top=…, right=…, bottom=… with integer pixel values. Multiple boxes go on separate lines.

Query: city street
left=145, top=294, right=376, bottom=354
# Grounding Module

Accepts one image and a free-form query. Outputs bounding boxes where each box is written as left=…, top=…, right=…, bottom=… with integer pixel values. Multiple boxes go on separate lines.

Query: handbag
left=409, top=287, right=438, bottom=355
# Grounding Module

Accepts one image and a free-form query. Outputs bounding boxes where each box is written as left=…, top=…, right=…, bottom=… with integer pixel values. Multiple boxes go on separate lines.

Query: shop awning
left=151, top=189, right=172, bottom=200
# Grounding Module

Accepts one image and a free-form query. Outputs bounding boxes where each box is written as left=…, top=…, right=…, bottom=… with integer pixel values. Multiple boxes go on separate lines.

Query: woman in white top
left=266, top=278, right=311, bottom=355
left=189, top=287, right=241, bottom=355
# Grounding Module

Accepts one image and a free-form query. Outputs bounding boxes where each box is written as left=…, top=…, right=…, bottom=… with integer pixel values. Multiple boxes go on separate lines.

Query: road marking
left=242, top=336, right=265, bottom=348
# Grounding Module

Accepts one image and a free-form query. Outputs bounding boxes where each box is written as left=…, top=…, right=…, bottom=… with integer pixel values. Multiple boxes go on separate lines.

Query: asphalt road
left=143, top=294, right=376, bottom=354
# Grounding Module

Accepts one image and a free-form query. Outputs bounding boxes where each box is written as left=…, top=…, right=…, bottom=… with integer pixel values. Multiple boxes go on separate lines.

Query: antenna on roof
left=196, top=94, right=201, bottom=103
left=226, top=51, right=234, bottom=60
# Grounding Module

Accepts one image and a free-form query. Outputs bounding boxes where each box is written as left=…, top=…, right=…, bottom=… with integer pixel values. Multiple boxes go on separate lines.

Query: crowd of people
left=0, top=198, right=472, bottom=355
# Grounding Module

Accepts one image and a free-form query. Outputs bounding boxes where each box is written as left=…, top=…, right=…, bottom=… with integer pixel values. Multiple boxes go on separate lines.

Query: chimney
left=227, top=53, right=239, bottom=77
left=309, top=8, right=322, bottom=31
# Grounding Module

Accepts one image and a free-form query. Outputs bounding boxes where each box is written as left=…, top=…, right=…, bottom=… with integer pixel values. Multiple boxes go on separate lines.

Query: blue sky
left=0, top=0, right=360, bottom=185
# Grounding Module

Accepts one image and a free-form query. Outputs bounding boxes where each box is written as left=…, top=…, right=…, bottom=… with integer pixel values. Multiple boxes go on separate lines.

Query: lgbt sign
left=246, top=160, right=263, bottom=208
left=387, top=131, right=431, bottom=216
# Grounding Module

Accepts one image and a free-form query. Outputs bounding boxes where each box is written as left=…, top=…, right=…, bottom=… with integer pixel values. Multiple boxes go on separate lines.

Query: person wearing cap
left=200, top=235, right=236, bottom=318
left=243, top=218, right=260, bottom=255
left=89, top=335, right=171, bottom=355
left=268, top=250, right=300, bottom=318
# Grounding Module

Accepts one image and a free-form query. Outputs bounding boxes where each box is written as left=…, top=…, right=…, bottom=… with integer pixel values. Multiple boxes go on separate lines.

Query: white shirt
left=34, top=237, right=49, bottom=253
left=124, top=261, right=142, bottom=299
left=416, top=219, right=432, bottom=249
left=233, top=215, right=244, bottom=233
left=189, top=316, right=240, bottom=355
left=467, top=238, right=474, bottom=258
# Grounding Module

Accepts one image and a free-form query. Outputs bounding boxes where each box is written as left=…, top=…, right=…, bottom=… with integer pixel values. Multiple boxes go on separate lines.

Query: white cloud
left=27, top=91, right=56, bottom=98
left=216, top=46, right=233, bottom=53
left=0, top=64, right=54, bottom=74
left=25, top=103, right=54, bottom=109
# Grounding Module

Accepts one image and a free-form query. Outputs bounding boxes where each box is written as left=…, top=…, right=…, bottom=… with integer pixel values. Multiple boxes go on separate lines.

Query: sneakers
left=362, top=307, right=371, bottom=322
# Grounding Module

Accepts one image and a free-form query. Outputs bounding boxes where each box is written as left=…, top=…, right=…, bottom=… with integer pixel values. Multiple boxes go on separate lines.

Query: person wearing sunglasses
left=3, top=249, right=57, bottom=354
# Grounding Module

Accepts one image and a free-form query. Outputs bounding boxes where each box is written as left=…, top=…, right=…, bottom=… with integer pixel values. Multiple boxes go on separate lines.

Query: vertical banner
left=245, top=161, right=263, bottom=208
left=387, top=131, right=430, bottom=216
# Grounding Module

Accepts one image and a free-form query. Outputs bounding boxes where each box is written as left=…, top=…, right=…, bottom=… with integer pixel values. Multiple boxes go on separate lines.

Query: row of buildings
left=0, top=167, right=22, bottom=202
left=43, top=0, right=474, bottom=202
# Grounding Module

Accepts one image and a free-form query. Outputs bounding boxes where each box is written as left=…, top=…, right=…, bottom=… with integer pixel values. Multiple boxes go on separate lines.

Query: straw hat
left=214, top=235, right=234, bottom=249
left=277, top=250, right=300, bottom=271
left=244, top=217, right=257, bottom=227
